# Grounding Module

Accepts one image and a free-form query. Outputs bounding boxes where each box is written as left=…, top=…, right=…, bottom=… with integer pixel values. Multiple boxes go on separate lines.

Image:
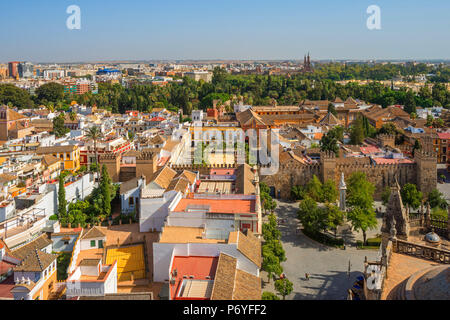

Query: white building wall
left=152, top=242, right=259, bottom=282
left=80, top=237, right=105, bottom=251
left=139, top=191, right=180, bottom=232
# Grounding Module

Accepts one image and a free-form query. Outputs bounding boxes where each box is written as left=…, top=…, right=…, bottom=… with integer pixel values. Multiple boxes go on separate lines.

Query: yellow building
left=36, top=145, right=80, bottom=172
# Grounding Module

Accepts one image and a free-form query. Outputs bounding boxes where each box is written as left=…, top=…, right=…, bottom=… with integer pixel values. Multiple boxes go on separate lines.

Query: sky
left=0, top=0, right=449, bottom=62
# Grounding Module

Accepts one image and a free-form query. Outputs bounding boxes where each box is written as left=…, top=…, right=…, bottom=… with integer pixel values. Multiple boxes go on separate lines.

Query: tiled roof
left=151, top=166, right=178, bottom=190
left=81, top=226, right=106, bottom=240
left=166, top=176, right=190, bottom=194
left=235, top=164, right=256, bottom=195
left=5, top=108, right=27, bottom=121
left=42, top=154, right=61, bottom=167
left=210, top=252, right=261, bottom=300
left=13, top=249, right=57, bottom=272
left=210, top=253, right=236, bottom=300
left=11, top=234, right=53, bottom=261
left=180, top=170, right=197, bottom=184
left=320, top=112, right=340, bottom=125
left=437, top=132, right=450, bottom=140
left=162, top=139, right=179, bottom=152
left=36, top=145, right=77, bottom=154
left=233, top=269, right=261, bottom=300
left=237, top=231, right=261, bottom=268
left=79, top=259, right=101, bottom=266
left=120, top=177, right=141, bottom=194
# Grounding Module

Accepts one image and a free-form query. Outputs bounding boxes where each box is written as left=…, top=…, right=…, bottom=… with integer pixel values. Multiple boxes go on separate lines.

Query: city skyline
left=1, top=0, right=449, bottom=62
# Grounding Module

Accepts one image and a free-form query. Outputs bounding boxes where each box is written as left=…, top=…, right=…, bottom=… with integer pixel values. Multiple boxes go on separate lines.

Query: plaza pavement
left=262, top=200, right=379, bottom=300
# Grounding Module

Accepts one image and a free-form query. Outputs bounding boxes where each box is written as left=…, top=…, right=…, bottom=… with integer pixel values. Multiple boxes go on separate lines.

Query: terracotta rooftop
left=13, top=248, right=57, bottom=272
left=159, top=227, right=227, bottom=244
left=36, top=145, right=77, bottom=154
left=236, top=231, right=262, bottom=268
left=174, top=198, right=256, bottom=215
left=11, top=234, right=53, bottom=261
left=81, top=226, right=107, bottom=240
left=210, top=253, right=236, bottom=300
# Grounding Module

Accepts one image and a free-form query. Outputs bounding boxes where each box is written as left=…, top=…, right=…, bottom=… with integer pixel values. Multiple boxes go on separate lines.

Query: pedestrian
left=348, top=260, right=352, bottom=279
left=305, top=273, right=309, bottom=281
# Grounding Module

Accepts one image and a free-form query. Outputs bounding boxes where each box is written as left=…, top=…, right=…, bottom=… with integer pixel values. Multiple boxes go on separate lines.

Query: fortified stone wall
left=261, top=149, right=436, bottom=200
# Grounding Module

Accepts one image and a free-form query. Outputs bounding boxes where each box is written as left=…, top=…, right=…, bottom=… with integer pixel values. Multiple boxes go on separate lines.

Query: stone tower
left=136, top=151, right=157, bottom=181
left=381, top=180, right=410, bottom=248
left=339, top=172, right=347, bottom=212
left=414, top=136, right=437, bottom=196
left=377, top=134, right=396, bottom=149
left=321, top=151, right=336, bottom=183
left=99, top=153, right=121, bottom=183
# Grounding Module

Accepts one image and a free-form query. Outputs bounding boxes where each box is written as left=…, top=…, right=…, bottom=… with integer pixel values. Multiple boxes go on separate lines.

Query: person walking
left=347, top=260, right=352, bottom=279
left=305, top=273, right=310, bottom=281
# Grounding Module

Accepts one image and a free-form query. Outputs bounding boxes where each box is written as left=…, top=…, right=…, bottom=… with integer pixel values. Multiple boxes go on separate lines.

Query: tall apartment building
left=8, top=62, right=19, bottom=79
left=18, top=62, right=34, bottom=78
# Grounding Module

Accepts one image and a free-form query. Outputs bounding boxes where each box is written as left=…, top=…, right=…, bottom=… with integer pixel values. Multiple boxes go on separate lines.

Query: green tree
left=262, top=291, right=280, bottom=300
left=86, top=126, right=103, bottom=179
left=262, top=253, right=283, bottom=283
left=401, top=183, right=423, bottom=211
left=347, top=206, right=377, bottom=245
left=349, top=115, right=365, bottom=145
left=274, top=278, right=293, bottom=300
left=346, top=172, right=377, bottom=244
left=404, top=90, right=417, bottom=114
left=322, top=180, right=338, bottom=203
left=262, top=213, right=281, bottom=241
left=58, top=177, right=67, bottom=220
left=325, top=204, right=345, bottom=237
left=35, top=82, right=64, bottom=104
left=306, top=175, right=323, bottom=202
left=100, top=165, right=112, bottom=216
left=346, top=172, right=375, bottom=210
left=381, top=186, right=391, bottom=206
left=0, top=84, right=34, bottom=109
left=427, top=189, right=448, bottom=209
left=291, top=185, right=306, bottom=200
left=52, top=113, right=69, bottom=137
left=263, top=240, right=286, bottom=263
left=298, top=197, right=327, bottom=232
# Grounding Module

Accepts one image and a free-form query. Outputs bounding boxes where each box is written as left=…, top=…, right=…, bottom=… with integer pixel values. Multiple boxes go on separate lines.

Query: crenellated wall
left=261, top=149, right=436, bottom=200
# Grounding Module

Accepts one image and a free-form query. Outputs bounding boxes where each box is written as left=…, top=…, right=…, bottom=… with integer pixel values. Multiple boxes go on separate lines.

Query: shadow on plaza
left=291, top=270, right=364, bottom=300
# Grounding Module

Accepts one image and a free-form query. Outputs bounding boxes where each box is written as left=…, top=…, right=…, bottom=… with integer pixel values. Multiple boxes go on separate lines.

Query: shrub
left=262, top=291, right=280, bottom=300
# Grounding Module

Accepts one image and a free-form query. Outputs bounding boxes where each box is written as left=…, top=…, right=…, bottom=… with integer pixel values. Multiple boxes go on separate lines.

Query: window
left=90, top=240, right=96, bottom=247
left=129, top=197, right=134, bottom=206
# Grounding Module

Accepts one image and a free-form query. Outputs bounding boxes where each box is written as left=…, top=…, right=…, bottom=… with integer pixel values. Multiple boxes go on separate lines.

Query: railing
left=395, top=239, right=450, bottom=264
left=430, top=219, right=448, bottom=237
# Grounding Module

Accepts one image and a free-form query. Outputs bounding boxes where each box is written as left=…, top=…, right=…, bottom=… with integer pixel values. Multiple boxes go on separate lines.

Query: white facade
left=80, top=236, right=106, bottom=251
left=66, top=262, right=117, bottom=298
left=153, top=242, right=259, bottom=283
left=139, top=191, right=181, bottom=232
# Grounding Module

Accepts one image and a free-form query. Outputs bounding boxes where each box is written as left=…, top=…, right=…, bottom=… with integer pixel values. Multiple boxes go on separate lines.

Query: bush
left=262, top=291, right=280, bottom=300
left=49, top=215, right=59, bottom=221
left=366, top=237, right=381, bottom=247
left=302, top=228, right=344, bottom=247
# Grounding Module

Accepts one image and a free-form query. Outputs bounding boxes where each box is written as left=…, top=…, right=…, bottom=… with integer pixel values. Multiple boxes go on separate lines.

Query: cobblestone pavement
left=265, top=200, right=380, bottom=300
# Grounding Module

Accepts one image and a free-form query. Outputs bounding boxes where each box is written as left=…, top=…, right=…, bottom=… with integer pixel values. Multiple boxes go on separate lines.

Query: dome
left=425, top=232, right=441, bottom=244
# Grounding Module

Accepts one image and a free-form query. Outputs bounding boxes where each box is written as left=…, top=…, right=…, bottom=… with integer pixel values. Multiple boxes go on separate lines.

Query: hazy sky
left=1, top=0, right=449, bottom=62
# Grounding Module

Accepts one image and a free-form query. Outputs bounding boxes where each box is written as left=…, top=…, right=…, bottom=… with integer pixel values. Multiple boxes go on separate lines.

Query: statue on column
left=339, top=172, right=347, bottom=212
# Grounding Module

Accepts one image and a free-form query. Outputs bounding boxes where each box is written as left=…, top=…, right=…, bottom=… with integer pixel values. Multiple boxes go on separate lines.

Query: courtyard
left=263, top=200, right=380, bottom=300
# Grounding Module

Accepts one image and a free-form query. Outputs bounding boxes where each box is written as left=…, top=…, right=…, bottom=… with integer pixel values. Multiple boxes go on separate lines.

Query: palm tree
left=86, top=126, right=103, bottom=180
